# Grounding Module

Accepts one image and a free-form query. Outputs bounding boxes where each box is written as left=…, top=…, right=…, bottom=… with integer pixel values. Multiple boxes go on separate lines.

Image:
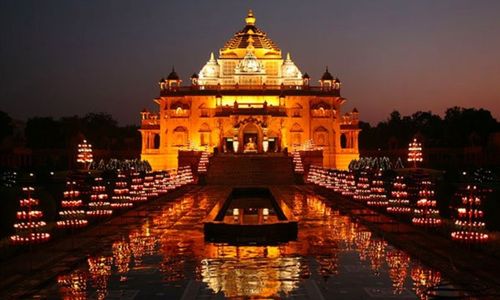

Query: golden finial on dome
left=245, top=9, right=256, bottom=25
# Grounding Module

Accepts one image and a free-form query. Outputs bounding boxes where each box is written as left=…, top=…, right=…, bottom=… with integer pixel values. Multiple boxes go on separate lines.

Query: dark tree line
left=0, top=111, right=140, bottom=151
left=1, top=107, right=498, bottom=152
left=359, top=107, right=500, bottom=150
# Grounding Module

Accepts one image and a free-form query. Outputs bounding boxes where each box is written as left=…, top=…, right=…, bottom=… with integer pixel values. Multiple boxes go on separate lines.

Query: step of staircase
left=206, top=155, right=295, bottom=185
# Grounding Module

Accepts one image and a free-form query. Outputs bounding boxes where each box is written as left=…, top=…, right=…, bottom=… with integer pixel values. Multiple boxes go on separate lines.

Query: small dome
left=352, top=107, right=358, bottom=113
left=159, top=77, right=165, bottom=82
left=167, top=67, right=180, bottom=80
left=191, top=72, right=199, bottom=79
left=302, top=73, right=310, bottom=79
left=321, top=67, right=334, bottom=81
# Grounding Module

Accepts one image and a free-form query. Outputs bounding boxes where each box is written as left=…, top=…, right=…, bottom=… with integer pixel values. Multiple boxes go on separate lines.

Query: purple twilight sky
left=1, top=0, right=499, bottom=125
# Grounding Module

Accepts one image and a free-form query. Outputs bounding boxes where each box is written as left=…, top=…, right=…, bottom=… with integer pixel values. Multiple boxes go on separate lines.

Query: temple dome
left=281, top=53, right=302, bottom=80
left=220, top=10, right=281, bottom=57
left=199, top=52, right=220, bottom=80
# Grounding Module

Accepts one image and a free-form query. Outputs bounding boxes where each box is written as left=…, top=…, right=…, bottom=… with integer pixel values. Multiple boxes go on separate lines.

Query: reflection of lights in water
left=160, top=238, right=196, bottom=282
left=305, top=195, right=332, bottom=218
left=368, top=239, right=387, bottom=276
left=317, top=255, right=338, bottom=279
left=87, top=256, right=112, bottom=300
left=112, top=238, right=131, bottom=282
left=411, top=264, right=441, bottom=300
left=57, top=270, right=87, bottom=300
left=129, top=231, right=156, bottom=266
left=386, top=249, right=410, bottom=294
left=355, top=231, right=372, bottom=261
left=199, top=245, right=304, bottom=298
left=48, top=188, right=449, bottom=299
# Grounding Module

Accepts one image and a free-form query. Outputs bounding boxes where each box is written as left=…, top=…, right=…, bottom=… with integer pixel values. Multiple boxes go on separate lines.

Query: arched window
left=340, top=133, right=347, bottom=149
left=290, top=123, right=303, bottom=132
left=173, top=126, right=188, bottom=146
left=153, top=134, right=160, bottom=149
left=292, top=103, right=302, bottom=117
left=314, top=126, right=328, bottom=146
left=199, top=123, right=211, bottom=146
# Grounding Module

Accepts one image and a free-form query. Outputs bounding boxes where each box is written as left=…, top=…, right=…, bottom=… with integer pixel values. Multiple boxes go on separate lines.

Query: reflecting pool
left=42, top=186, right=451, bottom=299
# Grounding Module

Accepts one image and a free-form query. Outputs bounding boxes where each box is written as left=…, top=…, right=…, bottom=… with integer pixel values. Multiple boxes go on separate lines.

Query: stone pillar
left=141, top=132, right=147, bottom=151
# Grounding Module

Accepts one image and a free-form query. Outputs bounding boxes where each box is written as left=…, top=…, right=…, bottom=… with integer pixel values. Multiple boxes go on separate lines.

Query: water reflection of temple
left=55, top=187, right=447, bottom=299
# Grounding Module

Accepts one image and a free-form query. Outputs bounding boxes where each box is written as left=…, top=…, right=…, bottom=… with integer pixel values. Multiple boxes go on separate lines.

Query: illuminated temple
left=140, top=10, right=359, bottom=170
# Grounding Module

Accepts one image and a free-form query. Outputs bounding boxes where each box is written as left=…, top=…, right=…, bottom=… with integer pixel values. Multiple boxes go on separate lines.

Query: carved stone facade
left=140, top=10, right=359, bottom=170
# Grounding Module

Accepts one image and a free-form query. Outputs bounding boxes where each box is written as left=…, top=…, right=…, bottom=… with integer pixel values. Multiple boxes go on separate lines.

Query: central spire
left=245, top=9, right=256, bottom=25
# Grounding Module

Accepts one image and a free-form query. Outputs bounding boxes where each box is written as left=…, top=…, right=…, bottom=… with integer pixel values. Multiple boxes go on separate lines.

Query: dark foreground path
left=1, top=185, right=495, bottom=299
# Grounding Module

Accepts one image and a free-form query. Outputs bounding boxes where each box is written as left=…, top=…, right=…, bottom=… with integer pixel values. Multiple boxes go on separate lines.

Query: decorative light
left=451, top=185, right=489, bottom=243
left=412, top=181, right=441, bottom=227
left=153, top=172, right=169, bottom=195
left=292, top=151, right=304, bottom=173
left=197, top=151, right=210, bottom=174
left=367, top=171, right=388, bottom=207
left=342, top=172, right=356, bottom=197
left=87, top=177, right=113, bottom=217
left=110, top=170, right=133, bottom=209
left=11, top=186, right=51, bottom=244
left=408, top=138, right=423, bottom=168
left=57, top=181, right=88, bottom=229
left=77, top=139, right=93, bottom=170
left=173, top=166, right=194, bottom=187
left=129, top=172, right=148, bottom=202
left=353, top=172, right=371, bottom=202
left=387, top=176, right=412, bottom=214
left=142, top=173, right=159, bottom=199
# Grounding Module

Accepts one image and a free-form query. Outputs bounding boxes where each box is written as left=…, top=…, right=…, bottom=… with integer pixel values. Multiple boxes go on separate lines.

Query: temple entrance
left=241, top=123, right=260, bottom=153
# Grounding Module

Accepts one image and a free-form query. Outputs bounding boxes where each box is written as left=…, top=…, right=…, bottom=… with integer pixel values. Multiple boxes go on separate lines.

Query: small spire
left=321, top=66, right=334, bottom=81
left=209, top=52, right=215, bottom=61
left=286, top=52, right=291, bottom=60
left=245, top=9, right=256, bottom=25
left=167, top=66, right=180, bottom=80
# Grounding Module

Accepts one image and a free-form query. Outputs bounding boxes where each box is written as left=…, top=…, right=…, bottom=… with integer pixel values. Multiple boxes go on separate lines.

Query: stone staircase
left=205, top=154, right=295, bottom=185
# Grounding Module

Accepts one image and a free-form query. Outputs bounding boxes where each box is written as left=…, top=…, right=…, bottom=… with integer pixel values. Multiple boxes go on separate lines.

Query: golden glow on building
left=140, top=10, right=360, bottom=170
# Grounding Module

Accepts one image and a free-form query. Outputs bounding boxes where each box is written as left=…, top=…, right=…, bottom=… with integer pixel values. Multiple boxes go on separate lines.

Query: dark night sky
left=1, top=0, right=499, bottom=125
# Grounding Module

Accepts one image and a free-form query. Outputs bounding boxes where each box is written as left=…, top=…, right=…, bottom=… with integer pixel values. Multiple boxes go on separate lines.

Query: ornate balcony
left=215, top=102, right=287, bottom=117
left=159, top=84, right=341, bottom=97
